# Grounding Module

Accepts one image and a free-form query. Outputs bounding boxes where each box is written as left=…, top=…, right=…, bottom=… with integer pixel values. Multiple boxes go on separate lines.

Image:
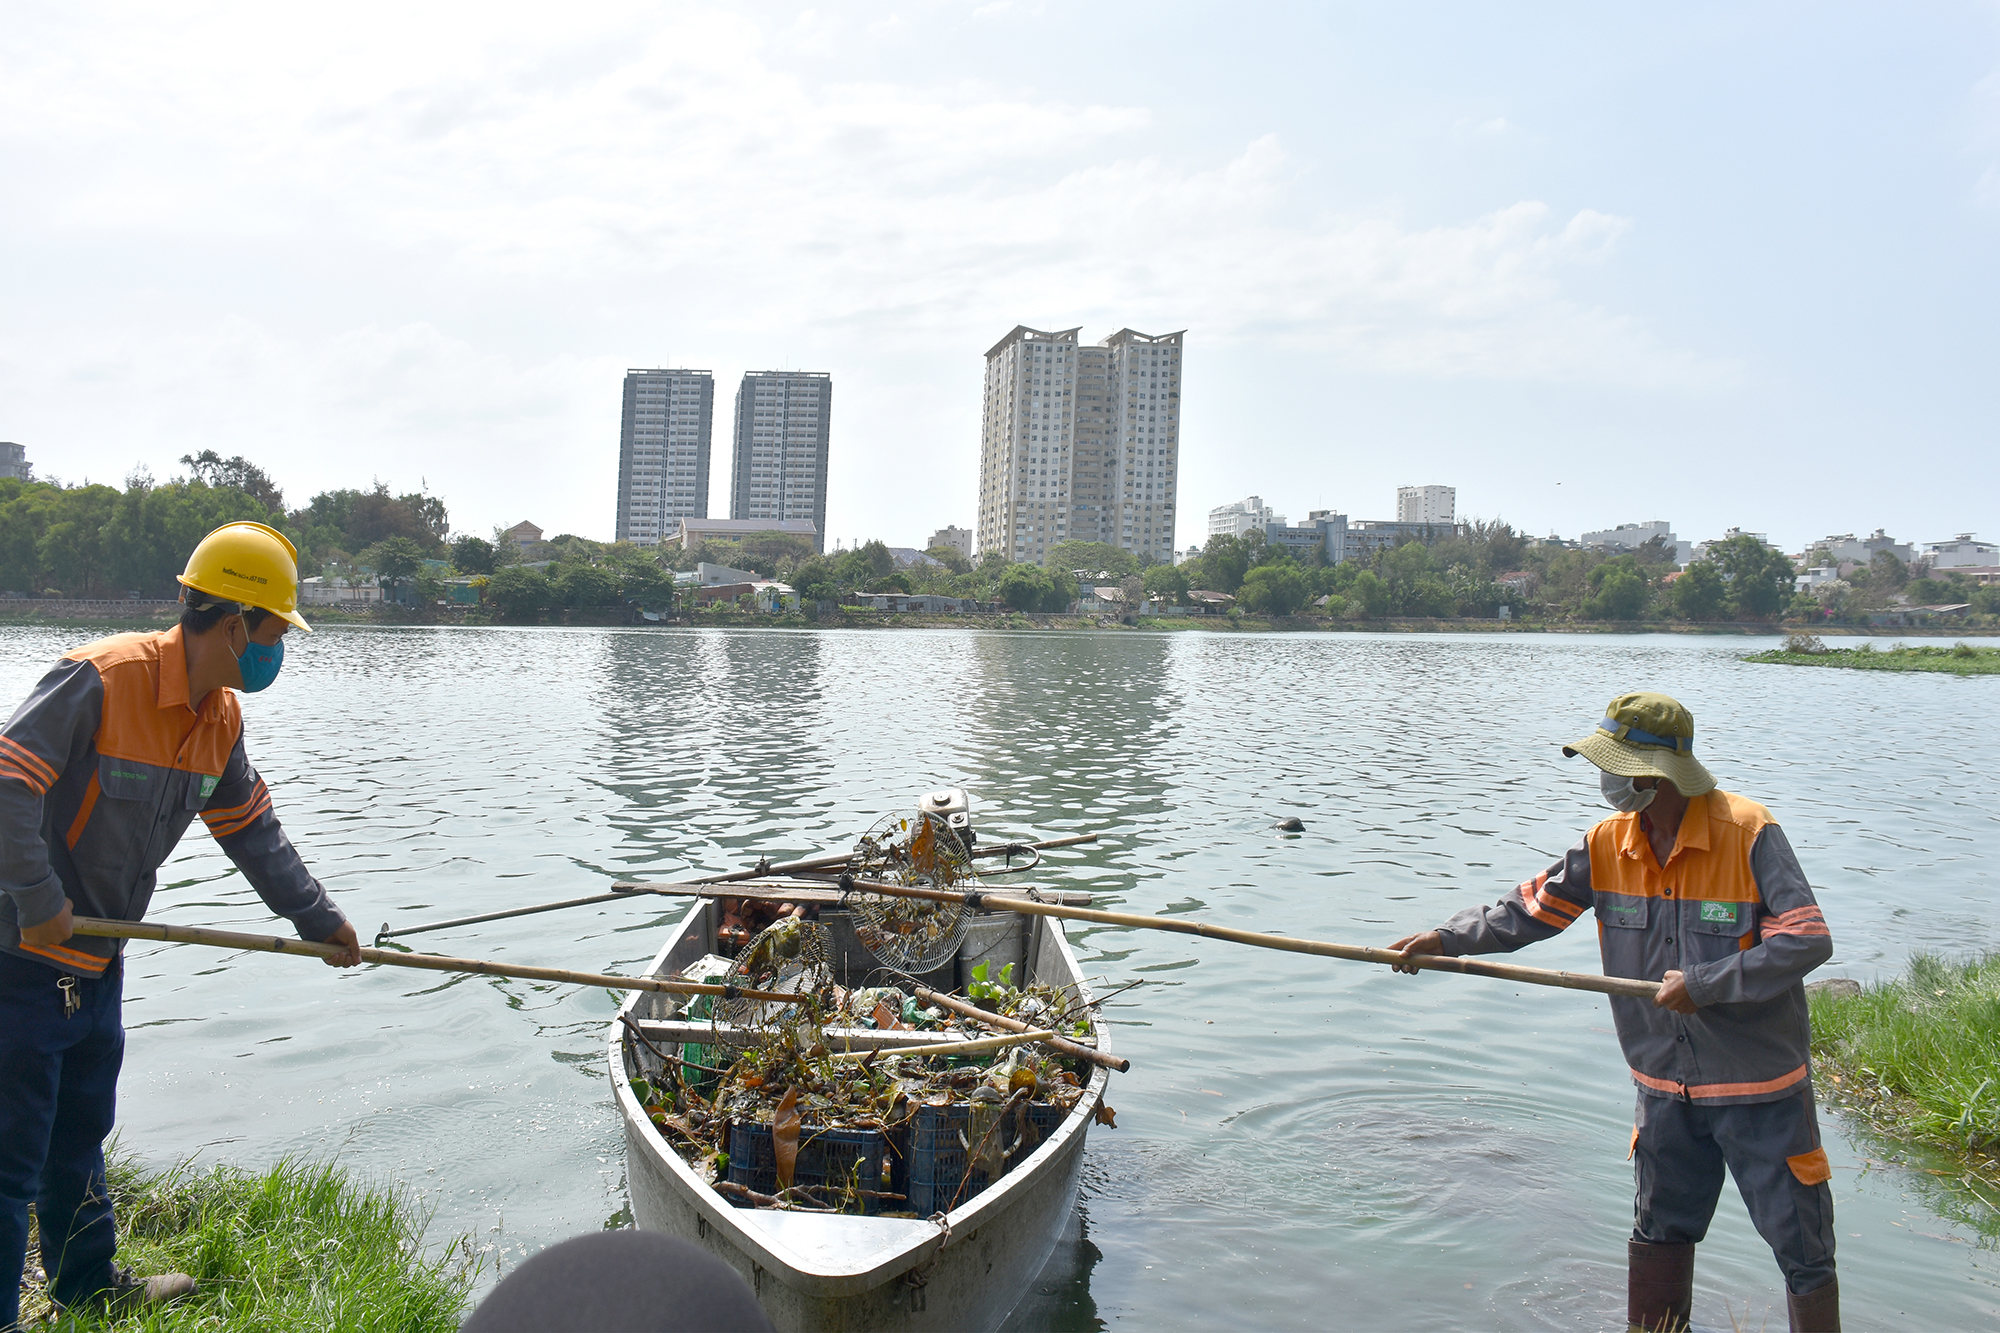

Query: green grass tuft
left=1746, top=642, right=2000, bottom=675
left=21, top=1155, right=476, bottom=1332
left=1812, top=954, right=2000, bottom=1151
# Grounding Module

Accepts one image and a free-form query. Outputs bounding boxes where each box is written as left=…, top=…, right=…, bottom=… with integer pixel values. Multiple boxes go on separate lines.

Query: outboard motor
left=918, top=787, right=975, bottom=851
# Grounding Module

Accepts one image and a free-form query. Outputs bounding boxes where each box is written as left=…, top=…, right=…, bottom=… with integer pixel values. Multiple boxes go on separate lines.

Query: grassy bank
left=1748, top=637, right=2000, bottom=675
left=1811, top=954, right=2000, bottom=1225
left=19, top=1155, right=475, bottom=1330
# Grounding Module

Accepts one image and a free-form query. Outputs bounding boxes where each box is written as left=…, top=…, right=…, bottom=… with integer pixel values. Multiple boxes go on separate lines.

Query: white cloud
left=0, top=1, right=1725, bottom=537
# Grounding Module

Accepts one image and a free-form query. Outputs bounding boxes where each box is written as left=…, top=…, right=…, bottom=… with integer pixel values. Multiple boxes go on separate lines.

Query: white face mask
left=1600, top=770, right=1657, bottom=814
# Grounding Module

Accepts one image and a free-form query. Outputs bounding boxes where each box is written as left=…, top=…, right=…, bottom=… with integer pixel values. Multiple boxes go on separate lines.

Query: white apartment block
left=616, top=369, right=714, bottom=545
left=0, top=442, right=31, bottom=481
left=731, top=371, right=831, bottom=553
left=1209, top=495, right=1284, bottom=538
left=975, top=325, right=1183, bottom=564
left=1397, top=485, right=1455, bottom=525
left=1582, top=520, right=1693, bottom=564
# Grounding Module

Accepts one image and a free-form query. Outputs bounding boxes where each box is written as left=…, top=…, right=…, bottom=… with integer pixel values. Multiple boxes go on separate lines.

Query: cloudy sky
left=4, top=2, right=1996, bottom=553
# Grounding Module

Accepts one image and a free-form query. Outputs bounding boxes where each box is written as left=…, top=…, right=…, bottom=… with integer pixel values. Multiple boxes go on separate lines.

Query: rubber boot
left=1787, top=1276, right=1839, bottom=1332
left=1627, top=1240, right=1694, bottom=1333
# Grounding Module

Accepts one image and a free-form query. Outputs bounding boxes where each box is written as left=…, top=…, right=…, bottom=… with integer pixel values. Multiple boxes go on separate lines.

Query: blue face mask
left=236, top=634, right=285, bottom=693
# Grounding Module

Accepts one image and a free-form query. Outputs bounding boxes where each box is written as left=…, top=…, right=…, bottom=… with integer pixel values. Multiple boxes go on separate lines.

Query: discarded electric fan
left=715, top=916, right=831, bottom=1028
left=845, top=789, right=979, bottom=975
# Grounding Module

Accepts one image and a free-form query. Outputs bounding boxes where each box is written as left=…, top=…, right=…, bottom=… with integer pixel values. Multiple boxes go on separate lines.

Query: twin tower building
left=615, top=324, right=1184, bottom=563
left=614, top=368, right=831, bottom=550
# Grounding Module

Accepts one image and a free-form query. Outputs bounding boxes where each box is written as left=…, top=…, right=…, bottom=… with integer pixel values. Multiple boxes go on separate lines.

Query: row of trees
left=0, top=454, right=457, bottom=599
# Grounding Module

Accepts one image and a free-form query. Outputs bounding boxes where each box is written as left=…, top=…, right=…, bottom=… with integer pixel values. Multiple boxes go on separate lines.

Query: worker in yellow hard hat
left=0, top=521, right=361, bottom=1324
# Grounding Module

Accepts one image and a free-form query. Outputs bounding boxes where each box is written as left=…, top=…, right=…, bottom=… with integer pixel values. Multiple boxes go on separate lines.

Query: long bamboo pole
left=850, top=880, right=1661, bottom=1001
left=373, top=833, right=1102, bottom=943
left=70, top=917, right=808, bottom=1006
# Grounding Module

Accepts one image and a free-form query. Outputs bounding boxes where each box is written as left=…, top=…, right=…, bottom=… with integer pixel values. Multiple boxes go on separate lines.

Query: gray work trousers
left=1632, top=1085, right=1837, bottom=1295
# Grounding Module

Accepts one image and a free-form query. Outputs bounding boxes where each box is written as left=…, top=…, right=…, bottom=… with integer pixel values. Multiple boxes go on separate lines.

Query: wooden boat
left=608, top=891, right=1112, bottom=1332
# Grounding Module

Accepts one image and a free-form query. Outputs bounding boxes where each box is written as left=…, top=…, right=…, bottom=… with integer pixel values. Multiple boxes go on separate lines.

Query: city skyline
left=3, top=7, right=1993, bottom=555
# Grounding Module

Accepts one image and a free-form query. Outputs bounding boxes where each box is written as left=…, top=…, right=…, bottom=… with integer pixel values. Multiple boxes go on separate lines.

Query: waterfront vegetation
left=1812, top=955, right=2000, bottom=1231
left=5, top=454, right=1995, bottom=628
left=18, top=1155, right=474, bottom=1331
left=1746, top=635, right=2000, bottom=675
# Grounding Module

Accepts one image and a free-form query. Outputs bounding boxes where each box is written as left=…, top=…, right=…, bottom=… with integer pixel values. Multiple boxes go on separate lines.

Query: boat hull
left=611, top=897, right=1107, bottom=1333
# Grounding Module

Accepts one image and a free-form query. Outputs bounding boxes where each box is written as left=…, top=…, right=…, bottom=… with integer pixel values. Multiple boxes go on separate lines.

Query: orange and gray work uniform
left=0, top=627, right=346, bottom=975
left=1431, top=789, right=1836, bottom=1294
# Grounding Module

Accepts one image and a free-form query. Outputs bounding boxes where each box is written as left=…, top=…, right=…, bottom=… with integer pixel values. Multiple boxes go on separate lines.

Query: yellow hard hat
left=178, top=521, right=313, bottom=633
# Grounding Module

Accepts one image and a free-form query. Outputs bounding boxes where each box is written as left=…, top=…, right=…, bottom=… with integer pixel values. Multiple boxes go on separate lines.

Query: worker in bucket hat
left=1390, top=692, right=1838, bottom=1332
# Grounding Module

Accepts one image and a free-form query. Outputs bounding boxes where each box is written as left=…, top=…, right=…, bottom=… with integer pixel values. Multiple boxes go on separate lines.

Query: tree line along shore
left=6, top=454, right=1994, bottom=628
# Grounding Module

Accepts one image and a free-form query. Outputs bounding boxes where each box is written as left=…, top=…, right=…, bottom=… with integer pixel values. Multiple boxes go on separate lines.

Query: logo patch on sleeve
left=1699, top=901, right=1739, bottom=925
left=200, top=774, right=220, bottom=799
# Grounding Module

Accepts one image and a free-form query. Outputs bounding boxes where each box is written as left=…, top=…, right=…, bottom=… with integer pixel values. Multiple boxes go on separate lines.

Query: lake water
left=3, top=624, right=1996, bottom=1330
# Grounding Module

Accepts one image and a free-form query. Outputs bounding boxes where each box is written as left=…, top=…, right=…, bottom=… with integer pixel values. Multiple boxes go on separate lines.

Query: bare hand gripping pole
left=70, top=917, right=809, bottom=1006
left=846, top=879, right=1662, bottom=1001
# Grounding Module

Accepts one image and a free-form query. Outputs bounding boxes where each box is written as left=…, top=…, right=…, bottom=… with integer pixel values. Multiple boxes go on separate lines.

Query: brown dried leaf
left=1093, top=1102, right=1118, bottom=1128
left=773, top=1086, right=801, bottom=1190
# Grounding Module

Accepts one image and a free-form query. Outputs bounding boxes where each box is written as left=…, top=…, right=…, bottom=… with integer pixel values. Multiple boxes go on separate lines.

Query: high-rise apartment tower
left=616, top=369, right=714, bottom=545
left=731, top=371, right=831, bottom=552
left=975, top=326, right=1183, bottom=563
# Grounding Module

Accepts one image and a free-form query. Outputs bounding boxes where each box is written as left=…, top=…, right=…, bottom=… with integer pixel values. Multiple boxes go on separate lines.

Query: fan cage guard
left=846, top=811, right=977, bottom=975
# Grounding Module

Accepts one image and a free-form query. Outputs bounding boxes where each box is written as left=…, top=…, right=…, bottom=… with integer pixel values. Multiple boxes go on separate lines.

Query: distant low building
left=1582, top=520, right=1691, bottom=564
left=1924, top=533, right=1996, bottom=569
left=0, top=442, right=30, bottom=481
left=888, top=547, right=943, bottom=570
left=1209, top=496, right=1284, bottom=538
left=1688, top=528, right=1779, bottom=563
left=1343, top=518, right=1459, bottom=564
left=1266, top=510, right=1349, bottom=564
left=1808, top=529, right=1915, bottom=566
left=854, top=593, right=988, bottom=614
left=1185, top=589, right=1236, bottom=614
left=503, top=520, right=543, bottom=548
left=669, top=517, right=818, bottom=549
left=928, top=526, right=972, bottom=559
left=298, top=576, right=383, bottom=605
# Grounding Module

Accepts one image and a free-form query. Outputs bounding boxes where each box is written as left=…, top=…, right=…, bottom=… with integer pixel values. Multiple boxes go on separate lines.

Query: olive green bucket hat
left=1562, top=691, right=1717, bottom=796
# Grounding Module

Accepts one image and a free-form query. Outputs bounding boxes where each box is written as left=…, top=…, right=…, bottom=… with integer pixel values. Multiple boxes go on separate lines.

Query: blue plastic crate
left=905, top=1101, right=1067, bottom=1216
left=726, top=1122, right=891, bottom=1214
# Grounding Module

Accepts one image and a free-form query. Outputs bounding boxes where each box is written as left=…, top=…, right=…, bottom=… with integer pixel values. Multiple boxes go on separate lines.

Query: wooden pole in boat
left=371, top=833, right=1103, bottom=943
left=914, top=987, right=1130, bottom=1073
left=826, top=1029, right=1058, bottom=1061
left=68, top=917, right=809, bottom=1006
left=846, top=879, right=1662, bottom=1001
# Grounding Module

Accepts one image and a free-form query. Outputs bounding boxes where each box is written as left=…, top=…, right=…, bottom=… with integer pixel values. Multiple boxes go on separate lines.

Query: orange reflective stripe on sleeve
left=0, top=736, right=58, bottom=793
left=1762, top=906, right=1829, bottom=938
left=1517, top=872, right=1586, bottom=929
left=201, top=780, right=271, bottom=838
left=65, top=773, right=101, bottom=849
